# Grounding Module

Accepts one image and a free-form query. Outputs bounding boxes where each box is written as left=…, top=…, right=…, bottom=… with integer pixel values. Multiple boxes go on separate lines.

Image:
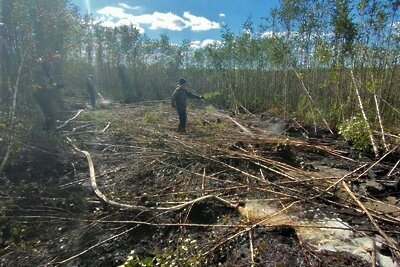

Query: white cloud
left=97, top=7, right=130, bottom=19
left=190, top=39, right=221, bottom=49
left=393, top=21, right=400, bottom=36
left=219, top=13, right=225, bottom=18
left=96, top=6, right=220, bottom=32
left=136, top=12, right=188, bottom=31
left=261, top=31, right=287, bottom=38
left=118, top=3, right=140, bottom=10
left=183, top=11, right=220, bottom=31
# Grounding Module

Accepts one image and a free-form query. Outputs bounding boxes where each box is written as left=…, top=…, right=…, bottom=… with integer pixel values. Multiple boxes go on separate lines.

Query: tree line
left=1, top=0, right=399, bottom=155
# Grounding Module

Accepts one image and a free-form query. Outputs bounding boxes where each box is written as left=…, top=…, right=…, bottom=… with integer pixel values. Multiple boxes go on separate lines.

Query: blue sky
left=70, top=0, right=280, bottom=46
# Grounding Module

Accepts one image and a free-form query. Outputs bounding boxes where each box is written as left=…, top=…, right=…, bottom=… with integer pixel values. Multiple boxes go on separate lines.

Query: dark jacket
left=86, top=78, right=96, bottom=93
left=86, top=77, right=97, bottom=108
left=171, top=87, right=202, bottom=113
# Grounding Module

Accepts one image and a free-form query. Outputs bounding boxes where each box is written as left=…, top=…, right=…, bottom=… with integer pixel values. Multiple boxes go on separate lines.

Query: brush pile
left=1, top=101, right=399, bottom=266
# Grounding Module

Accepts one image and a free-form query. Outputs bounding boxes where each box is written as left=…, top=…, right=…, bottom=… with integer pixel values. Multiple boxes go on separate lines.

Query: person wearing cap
left=86, top=75, right=97, bottom=108
left=171, top=78, right=204, bottom=132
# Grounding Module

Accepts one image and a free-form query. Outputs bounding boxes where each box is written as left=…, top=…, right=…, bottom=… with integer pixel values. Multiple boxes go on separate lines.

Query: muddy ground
left=0, top=99, right=399, bottom=266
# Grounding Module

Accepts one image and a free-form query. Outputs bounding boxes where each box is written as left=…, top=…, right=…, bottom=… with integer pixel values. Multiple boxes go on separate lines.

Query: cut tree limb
left=56, top=109, right=84, bottom=129
left=66, top=137, right=236, bottom=212
left=342, top=181, right=399, bottom=252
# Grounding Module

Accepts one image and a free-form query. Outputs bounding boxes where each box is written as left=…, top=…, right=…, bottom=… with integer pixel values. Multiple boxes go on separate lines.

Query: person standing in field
left=171, top=78, right=204, bottom=132
left=86, top=75, right=97, bottom=108
left=32, top=57, right=64, bottom=130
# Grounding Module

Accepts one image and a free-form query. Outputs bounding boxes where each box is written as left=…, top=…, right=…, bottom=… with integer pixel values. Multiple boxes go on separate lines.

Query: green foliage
left=266, top=106, right=283, bottom=117
left=332, top=0, right=357, bottom=54
left=143, top=111, right=160, bottom=124
left=0, top=104, right=67, bottom=169
left=338, top=116, right=371, bottom=152
left=265, top=37, right=293, bottom=67
left=120, top=237, right=203, bottom=267
left=365, top=77, right=380, bottom=93
left=203, top=91, right=228, bottom=107
left=120, top=253, right=154, bottom=267
left=79, top=109, right=138, bottom=140
left=80, top=109, right=125, bottom=126
left=315, top=41, right=334, bottom=65
left=296, top=96, right=315, bottom=123
left=203, top=91, right=222, bottom=101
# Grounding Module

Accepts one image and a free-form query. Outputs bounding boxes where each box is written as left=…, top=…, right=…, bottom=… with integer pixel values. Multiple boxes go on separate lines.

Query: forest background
left=1, top=0, right=399, bottom=161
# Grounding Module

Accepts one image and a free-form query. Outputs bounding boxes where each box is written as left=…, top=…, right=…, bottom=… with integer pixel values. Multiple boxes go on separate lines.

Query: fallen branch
left=239, top=103, right=258, bottom=120
left=227, top=116, right=254, bottom=135
left=388, top=159, right=399, bottom=176
left=206, top=156, right=305, bottom=197
left=99, top=122, right=111, bottom=134
left=292, top=118, right=309, bottom=135
left=372, top=238, right=377, bottom=267
left=203, top=200, right=301, bottom=257
left=379, top=95, right=400, bottom=116
left=314, top=163, right=368, bottom=198
left=66, top=137, right=236, bottom=212
left=245, top=206, right=255, bottom=267
left=248, top=229, right=255, bottom=267
left=71, top=123, right=95, bottom=133
left=342, top=181, right=399, bottom=252
left=56, top=109, right=84, bottom=129
left=97, top=92, right=106, bottom=102
left=355, top=146, right=398, bottom=180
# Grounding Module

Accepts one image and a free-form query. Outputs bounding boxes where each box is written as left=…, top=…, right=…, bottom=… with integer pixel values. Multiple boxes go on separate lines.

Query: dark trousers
left=88, top=89, right=96, bottom=108
left=177, top=109, right=187, bottom=132
left=33, top=89, right=58, bottom=130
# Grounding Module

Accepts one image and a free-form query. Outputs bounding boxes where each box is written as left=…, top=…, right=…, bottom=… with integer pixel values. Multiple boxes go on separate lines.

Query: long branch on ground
left=58, top=101, right=400, bottom=263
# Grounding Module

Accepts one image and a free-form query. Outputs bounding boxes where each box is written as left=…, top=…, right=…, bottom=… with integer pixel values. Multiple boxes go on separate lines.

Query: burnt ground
left=0, top=99, right=399, bottom=267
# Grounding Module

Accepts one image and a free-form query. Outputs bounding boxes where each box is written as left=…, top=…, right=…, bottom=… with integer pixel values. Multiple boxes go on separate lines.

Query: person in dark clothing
left=32, top=58, right=63, bottom=130
left=33, top=88, right=59, bottom=130
left=171, top=78, right=204, bottom=132
left=86, top=75, right=97, bottom=108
